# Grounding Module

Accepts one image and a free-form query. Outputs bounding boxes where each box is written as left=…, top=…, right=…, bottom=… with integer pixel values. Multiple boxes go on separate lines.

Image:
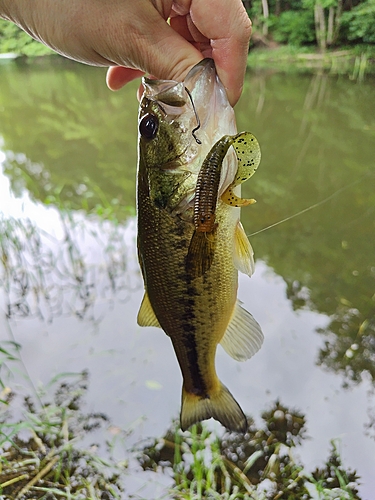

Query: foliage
left=139, top=401, right=361, bottom=499
left=0, top=20, right=52, bottom=56
left=341, top=0, right=375, bottom=44
left=269, top=10, right=315, bottom=46
left=0, top=372, right=126, bottom=499
left=0, top=0, right=375, bottom=58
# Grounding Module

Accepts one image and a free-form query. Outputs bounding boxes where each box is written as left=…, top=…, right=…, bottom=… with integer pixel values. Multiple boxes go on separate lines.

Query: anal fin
left=220, top=300, right=263, bottom=361
left=137, top=292, right=161, bottom=328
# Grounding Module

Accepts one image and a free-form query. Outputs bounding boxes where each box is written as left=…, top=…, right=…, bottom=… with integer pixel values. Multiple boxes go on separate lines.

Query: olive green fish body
left=137, top=59, right=263, bottom=432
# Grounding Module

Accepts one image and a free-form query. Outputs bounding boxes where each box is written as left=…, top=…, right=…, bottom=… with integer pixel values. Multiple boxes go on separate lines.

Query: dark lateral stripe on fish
left=183, top=331, right=208, bottom=397
left=176, top=300, right=208, bottom=397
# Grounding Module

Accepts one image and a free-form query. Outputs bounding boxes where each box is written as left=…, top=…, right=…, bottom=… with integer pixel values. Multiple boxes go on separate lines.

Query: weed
left=139, top=402, right=362, bottom=499
left=0, top=372, right=127, bottom=499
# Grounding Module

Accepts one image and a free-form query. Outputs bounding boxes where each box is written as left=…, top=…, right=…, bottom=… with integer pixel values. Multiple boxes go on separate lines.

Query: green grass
left=0, top=371, right=127, bottom=499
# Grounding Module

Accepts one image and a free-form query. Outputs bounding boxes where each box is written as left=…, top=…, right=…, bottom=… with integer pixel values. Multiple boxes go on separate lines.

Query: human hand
left=0, top=0, right=251, bottom=105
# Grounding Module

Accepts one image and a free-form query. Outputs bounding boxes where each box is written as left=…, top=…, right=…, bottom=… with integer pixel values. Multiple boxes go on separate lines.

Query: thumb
left=106, top=7, right=203, bottom=90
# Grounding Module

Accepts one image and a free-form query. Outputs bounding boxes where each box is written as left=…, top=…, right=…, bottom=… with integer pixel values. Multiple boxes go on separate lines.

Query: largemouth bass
left=137, top=59, right=263, bottom=433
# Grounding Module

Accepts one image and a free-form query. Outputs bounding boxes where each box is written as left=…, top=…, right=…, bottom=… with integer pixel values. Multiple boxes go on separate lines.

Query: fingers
left=106, top=67, right=145, bottom=91
left=105, top=2, right=203, bottom=90
left=187, top=0, right=252, bottom=106
left=103, top=0, right=251, bottom=105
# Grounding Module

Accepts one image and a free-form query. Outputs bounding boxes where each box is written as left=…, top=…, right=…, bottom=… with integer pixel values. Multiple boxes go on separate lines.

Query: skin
left=0, top=0, right=251, bottom=106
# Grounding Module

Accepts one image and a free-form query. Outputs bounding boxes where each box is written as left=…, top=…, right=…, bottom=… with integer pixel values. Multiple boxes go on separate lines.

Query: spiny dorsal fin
left=233, top=221, right=255, bottom=277
left=137, top=292, right=161, bottom=328
left=220, top=300, right=263, bottom=361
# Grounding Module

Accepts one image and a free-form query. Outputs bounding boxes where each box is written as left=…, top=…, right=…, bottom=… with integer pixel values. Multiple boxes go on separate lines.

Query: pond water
left=0, top=57, right=374, bottom=498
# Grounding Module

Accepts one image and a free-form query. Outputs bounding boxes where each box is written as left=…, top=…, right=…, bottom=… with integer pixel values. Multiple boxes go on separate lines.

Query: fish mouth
left=142, top=59, right=218, bottom=133
left=142, top=58, right=215, bottom=105
left=141, top=58, right=237, bottom=192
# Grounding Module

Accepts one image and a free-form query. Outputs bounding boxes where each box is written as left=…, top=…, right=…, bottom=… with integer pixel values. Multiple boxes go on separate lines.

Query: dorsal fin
left=220, top=300, right=263, bottom=361
left=137, top=292, right=161, bottom=328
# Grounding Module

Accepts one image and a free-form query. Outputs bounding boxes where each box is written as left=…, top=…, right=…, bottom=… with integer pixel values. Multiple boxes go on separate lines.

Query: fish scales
left=136, top=59, right=263, bottom=433
left=138, top=183, right=236, bottom=395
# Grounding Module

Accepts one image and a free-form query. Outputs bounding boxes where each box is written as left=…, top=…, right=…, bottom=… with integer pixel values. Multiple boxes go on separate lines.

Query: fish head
left=138, top=58, right=237, bottom=172
left=137, top=59, right=239, bottom=211
left=138, top=79, right=200, bottom=170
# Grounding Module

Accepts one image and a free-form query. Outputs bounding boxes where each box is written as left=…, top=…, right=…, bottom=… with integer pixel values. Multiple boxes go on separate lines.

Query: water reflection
left=0, top=59, right=375, bottom=497
left=1, top=373, right=361, bottom=499
left=1, top=61, right=374, bottom=387
left=0, top=213, right=139, bottom=322
left=237, top=72, right=375, bottom=391
left=0, top=371, right=126, bottom=499
left=139, top=401, right=361, bottom=499
left=0, top=59, right=138, bottom=217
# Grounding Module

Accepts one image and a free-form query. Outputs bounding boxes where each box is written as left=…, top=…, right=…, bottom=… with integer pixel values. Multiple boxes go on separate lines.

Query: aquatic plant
left=0, top=214, right=138, bottom=324
left=139, top=401, right=361, bottom=499
left=0, top=372, right=127, bottom=499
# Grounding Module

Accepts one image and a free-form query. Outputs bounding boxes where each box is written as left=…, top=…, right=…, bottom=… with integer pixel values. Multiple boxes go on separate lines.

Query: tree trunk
left=333, top=0, right=343, bottom=44
left=327, top=7, right=335, bottom=45
left=261, top=0, right=269, bottom=35
left=242, top=0, right=252, bottom=12
left=275, top=0, right=281, bottom=16
left=314, top=3, right=326, bottom=52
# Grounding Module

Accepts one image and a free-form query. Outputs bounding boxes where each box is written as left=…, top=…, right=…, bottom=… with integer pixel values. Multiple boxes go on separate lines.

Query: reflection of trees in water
left=139, top=401, right=361, bottom=499
left=1, top=373, right=361, bottom=499
left=238, top=71, right=375, bottom=390
left=1, top=62, right=375, bottom=393
left=0, top=214, right=139, bottom=322
left=318, top=308, right=375, bottom=384
left=0, top=60, right=138, bottom=219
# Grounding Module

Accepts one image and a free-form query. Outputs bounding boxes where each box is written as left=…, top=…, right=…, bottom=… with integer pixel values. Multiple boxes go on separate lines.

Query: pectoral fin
left=186, top=226, right=217, bottom=278
left=233, top=221, right=255, bottom=277
left=220, top=300, right=263, bottom=361
left=137, top=292, right=161, bottom=328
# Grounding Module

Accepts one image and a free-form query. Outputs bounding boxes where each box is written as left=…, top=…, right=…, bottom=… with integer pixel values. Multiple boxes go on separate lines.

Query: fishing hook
left=185, top=87, right=202, bottom=145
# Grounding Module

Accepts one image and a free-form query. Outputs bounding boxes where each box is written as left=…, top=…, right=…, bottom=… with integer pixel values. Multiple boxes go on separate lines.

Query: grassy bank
left=247, top=45, right=375, bottom=79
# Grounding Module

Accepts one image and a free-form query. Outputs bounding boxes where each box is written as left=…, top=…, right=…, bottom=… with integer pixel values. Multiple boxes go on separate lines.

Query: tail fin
left=180, top=383, right=247, bottom=433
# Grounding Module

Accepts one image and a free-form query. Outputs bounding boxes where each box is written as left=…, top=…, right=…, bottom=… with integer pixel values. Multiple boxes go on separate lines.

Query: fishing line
left=247, top=170, right=375, bottom=237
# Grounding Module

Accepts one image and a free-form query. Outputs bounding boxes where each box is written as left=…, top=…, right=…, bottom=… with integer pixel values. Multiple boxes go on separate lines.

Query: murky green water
left=0, top=57, right=374, bottom=498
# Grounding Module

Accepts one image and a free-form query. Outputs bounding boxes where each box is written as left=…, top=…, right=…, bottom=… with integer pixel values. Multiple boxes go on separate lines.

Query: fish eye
left=139, top=113, right=159, bottom=140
